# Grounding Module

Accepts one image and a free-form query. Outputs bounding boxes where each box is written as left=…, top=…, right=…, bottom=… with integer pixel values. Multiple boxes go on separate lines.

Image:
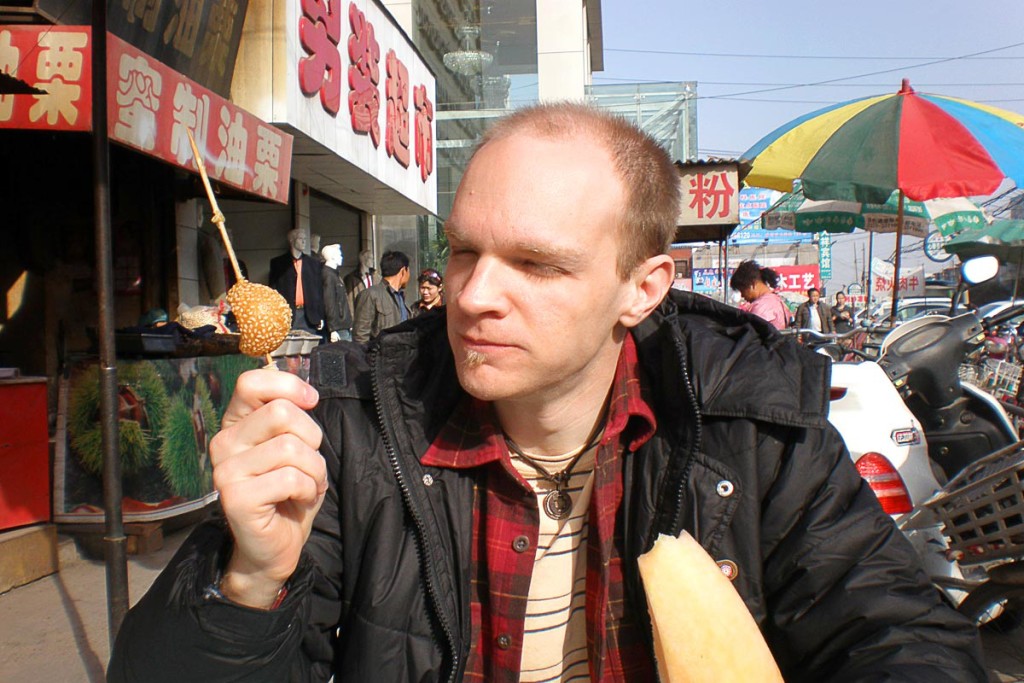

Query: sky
left=597, top=0, right=1024, bottom=289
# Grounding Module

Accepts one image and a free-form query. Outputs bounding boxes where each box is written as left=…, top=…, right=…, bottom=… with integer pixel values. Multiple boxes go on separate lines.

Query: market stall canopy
left=944, top=219, right=1024, bottom=261
left=762, top=187, right=988, bottom=238
left=742, top=80, right=1024, bottom=204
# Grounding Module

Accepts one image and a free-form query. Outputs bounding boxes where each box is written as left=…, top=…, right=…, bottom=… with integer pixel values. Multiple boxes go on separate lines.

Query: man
left=795, top=287, right=835, bottom=334
left=320, top=244, right=353, bottom=342
left=109, top=104, right=984, bottom=682
left=343, top=248, right=377, bottom=316
left=351, top=250, right=411, bottom=343
left=268, top=228, right=325, bottom=335
left=832, top=290, right=855, bottom=334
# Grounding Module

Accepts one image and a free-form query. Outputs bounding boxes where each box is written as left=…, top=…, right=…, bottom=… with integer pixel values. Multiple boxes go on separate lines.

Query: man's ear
left=619, top=254, right=675, bottom=328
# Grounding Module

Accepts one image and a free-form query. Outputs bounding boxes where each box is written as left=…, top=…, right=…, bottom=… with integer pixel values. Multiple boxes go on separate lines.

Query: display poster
left=55, top=354, right=262, bottom=523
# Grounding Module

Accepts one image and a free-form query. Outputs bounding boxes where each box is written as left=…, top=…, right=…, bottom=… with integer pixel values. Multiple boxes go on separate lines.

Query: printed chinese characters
left=385, top=49, right=410, bottom=167
left=688, top=171, right=736, bottom=220
left=29, top=31, right=89, bottom=127
left=115, top=53, right=163, bottom=150
left=414, top=84, right=433, bottom=183
left=347, top=2, right=381, bottom=145
left=299, top=0, right=342, bottom=115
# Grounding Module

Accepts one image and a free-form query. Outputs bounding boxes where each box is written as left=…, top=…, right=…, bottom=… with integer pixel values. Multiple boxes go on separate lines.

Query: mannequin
left=343, top=249, right=377, bottom=316
left=321, top=243, right=353, bottom=342
left=268, top=228, right=325, bottom=335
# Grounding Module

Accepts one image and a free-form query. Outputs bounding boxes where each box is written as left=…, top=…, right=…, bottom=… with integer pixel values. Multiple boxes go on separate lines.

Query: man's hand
left=330, top=331, right=341, bottom=343
left=209, top=369, right=326, bottom=609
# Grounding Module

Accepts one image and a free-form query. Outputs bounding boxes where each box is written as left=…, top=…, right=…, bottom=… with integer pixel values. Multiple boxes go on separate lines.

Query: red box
left=0, top=379, right=50, bottom=530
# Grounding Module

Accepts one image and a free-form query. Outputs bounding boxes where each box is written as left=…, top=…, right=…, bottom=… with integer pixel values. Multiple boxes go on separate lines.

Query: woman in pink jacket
left=729, top=260, right=792, bottom=330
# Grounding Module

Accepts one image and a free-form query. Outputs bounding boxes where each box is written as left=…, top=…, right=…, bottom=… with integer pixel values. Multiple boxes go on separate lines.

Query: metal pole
left=889, top=190, right=905, bottom=325
left=866, top=232, right=874, bottom=319
left=93, top=1, right=129, bottom=647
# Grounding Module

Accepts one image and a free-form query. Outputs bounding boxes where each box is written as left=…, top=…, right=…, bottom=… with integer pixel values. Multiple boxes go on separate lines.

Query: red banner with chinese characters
left=0, top=26, right=293, bottom=204
left=107, top=33, right=293, bottom=203
left=773, top=265, right=821, bottom=294
left=0, top=25, right=93, bottom=131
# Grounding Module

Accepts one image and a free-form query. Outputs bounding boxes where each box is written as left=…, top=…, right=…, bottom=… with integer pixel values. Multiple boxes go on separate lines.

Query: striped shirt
left=511, top=449, right=595, bottom=681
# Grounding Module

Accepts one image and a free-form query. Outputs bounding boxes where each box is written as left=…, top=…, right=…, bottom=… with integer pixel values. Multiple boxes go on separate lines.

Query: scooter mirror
left=960, top=255, right=999, bottom=285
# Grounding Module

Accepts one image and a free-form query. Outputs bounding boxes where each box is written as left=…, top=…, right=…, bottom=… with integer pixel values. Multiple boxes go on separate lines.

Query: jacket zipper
left=669, top=331, right=702, bottom=532
left=370, top=346, right=460, bottom=683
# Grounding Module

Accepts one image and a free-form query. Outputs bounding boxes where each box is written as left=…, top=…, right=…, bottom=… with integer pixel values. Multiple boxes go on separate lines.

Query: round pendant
left=543, top=489, right=573, bottom=520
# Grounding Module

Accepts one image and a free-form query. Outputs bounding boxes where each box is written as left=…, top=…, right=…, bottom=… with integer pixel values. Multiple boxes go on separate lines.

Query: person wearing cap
left=412, top=268, right=444, bottom=316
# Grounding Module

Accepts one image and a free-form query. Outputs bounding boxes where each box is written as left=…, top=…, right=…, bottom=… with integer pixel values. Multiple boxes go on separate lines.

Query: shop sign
left=0, top=26, right=294, bottom=204
left=692, top=267, right=726, bottom=294
left=738, top=187, right=780, bottom=223
left=36, top=0, right=248, bottom=97
left=0, top=25, right=93, bottom=131
left=108, top=32, right=292, bottom=202
left=925, top=230, right=954, bottom=263
left=871, top=258, right=926, bottom=296
left=677, top=163, right=739, bottom=226
left=291, top=0, right=436, bottom=188
left=818, top=232, right=832, bottom=280
left=773, top=265, right=821, bottom=293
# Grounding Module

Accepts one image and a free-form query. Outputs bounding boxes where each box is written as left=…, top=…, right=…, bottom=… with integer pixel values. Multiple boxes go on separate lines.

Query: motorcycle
left=823, top=255, right=1024, bottom=617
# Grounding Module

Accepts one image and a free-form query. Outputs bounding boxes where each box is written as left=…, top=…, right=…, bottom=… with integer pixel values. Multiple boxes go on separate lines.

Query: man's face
left=809, top=290, right=820, bottom=304
left=360, top=250, right=374, bottom=269
left=445, top=131, right=640, bottom=404
left=290, top=232, right=308, bottom=252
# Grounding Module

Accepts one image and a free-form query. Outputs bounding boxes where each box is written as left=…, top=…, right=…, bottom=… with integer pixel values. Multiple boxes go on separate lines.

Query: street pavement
left=1, top=525, right=1023, bottom=682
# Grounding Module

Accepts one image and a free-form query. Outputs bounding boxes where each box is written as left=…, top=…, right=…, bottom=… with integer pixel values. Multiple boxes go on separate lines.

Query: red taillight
left=855, top=452, right=913, bottom=515
left=829, top=387, right=848, bottom=401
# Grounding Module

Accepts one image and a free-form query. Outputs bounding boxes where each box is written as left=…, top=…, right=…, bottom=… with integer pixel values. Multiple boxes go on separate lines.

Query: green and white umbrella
left=761, top=187, right=988, bottom=238
left=944, top=219, right=1024, bottom=260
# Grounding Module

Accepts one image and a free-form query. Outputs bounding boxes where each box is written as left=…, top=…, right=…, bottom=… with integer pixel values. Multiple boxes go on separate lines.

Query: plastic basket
left=959, top=359, right=1023, bottom=401
left=923, top=440, right=1024, bottom=565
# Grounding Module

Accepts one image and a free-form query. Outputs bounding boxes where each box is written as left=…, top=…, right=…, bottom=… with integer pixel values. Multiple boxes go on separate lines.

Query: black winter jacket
left=108, top=291, right=985, bottom=682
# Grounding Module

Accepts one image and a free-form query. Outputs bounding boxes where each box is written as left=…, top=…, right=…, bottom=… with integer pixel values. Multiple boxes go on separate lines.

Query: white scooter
left=825, top=256, right=1022, bottom=613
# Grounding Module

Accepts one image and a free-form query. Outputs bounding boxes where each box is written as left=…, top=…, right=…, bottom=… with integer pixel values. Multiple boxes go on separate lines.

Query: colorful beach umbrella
left=743, top=80, right=1024, bottom=204
left=762, top=187, right=987, bottom=237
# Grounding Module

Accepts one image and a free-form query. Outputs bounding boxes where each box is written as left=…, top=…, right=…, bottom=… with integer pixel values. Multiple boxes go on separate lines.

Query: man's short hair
left=379, top=251, right=410, bottom=278
left=472, top=103, right=680, bottom=279
left=807, top=288, right=819, bottom=297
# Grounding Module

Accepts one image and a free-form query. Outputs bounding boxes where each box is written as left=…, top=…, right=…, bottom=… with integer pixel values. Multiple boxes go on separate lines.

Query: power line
left=605, top=47, right=1024, bottom=61
left=693, top=41, right=1024, bottom=101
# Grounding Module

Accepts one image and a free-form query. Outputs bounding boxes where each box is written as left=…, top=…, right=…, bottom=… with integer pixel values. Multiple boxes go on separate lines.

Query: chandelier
left=443, top=25, right=493, bottom=76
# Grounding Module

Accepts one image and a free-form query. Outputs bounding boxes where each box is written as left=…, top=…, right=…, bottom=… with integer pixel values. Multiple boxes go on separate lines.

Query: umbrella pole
left=889, top=191, right=905, bottom=325
left=866, top=231, right=874, bottom=319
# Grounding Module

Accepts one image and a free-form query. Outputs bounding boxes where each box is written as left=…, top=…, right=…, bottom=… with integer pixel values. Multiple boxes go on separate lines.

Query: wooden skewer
left=185, top=128, right=244, bottom=285
left=185, top=128, right=277, bottom=369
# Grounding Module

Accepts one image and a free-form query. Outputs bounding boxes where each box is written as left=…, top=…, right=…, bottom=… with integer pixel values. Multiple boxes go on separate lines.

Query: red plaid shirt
left=422, top=335, right=658, bottom=682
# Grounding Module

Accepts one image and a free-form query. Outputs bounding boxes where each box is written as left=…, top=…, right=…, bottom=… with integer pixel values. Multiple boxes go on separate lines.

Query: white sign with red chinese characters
left=0, top=25, right=293, bottom=204
left=677, top=163, right=739, bottom=226
left=871, top=258, right=926, bottom=297
left=287, top=0, right=436, bottom=213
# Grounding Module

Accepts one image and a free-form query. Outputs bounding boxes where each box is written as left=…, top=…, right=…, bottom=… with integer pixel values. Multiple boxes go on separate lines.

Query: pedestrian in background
left=832, top=291, right=854, bottom=334
left=412, top=268, right=444, bottom=316
left=352, top=250, right=411, bottom=342
left=796, top=287, right=835, bottom=334
left=729, top=259, right=791, bottom=330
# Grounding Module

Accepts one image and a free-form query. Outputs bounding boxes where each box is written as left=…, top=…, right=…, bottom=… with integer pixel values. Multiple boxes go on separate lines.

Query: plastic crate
left=924, top=440, right=1024, bottom=565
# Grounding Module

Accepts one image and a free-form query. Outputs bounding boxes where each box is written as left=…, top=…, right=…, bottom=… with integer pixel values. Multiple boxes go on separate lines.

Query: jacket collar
left=348, top=290, right=829, bottom=451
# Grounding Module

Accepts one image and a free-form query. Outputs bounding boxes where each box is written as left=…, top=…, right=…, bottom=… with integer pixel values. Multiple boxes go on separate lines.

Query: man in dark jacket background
left=795, top=286, right=835, bottom=333
left=351, top=250, right=412, bottom=342
left=109, top=104, right=984, bottom=682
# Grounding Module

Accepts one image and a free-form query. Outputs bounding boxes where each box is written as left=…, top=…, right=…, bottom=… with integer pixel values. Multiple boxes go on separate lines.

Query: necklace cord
left=503, top=401, right=610, bottom=488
